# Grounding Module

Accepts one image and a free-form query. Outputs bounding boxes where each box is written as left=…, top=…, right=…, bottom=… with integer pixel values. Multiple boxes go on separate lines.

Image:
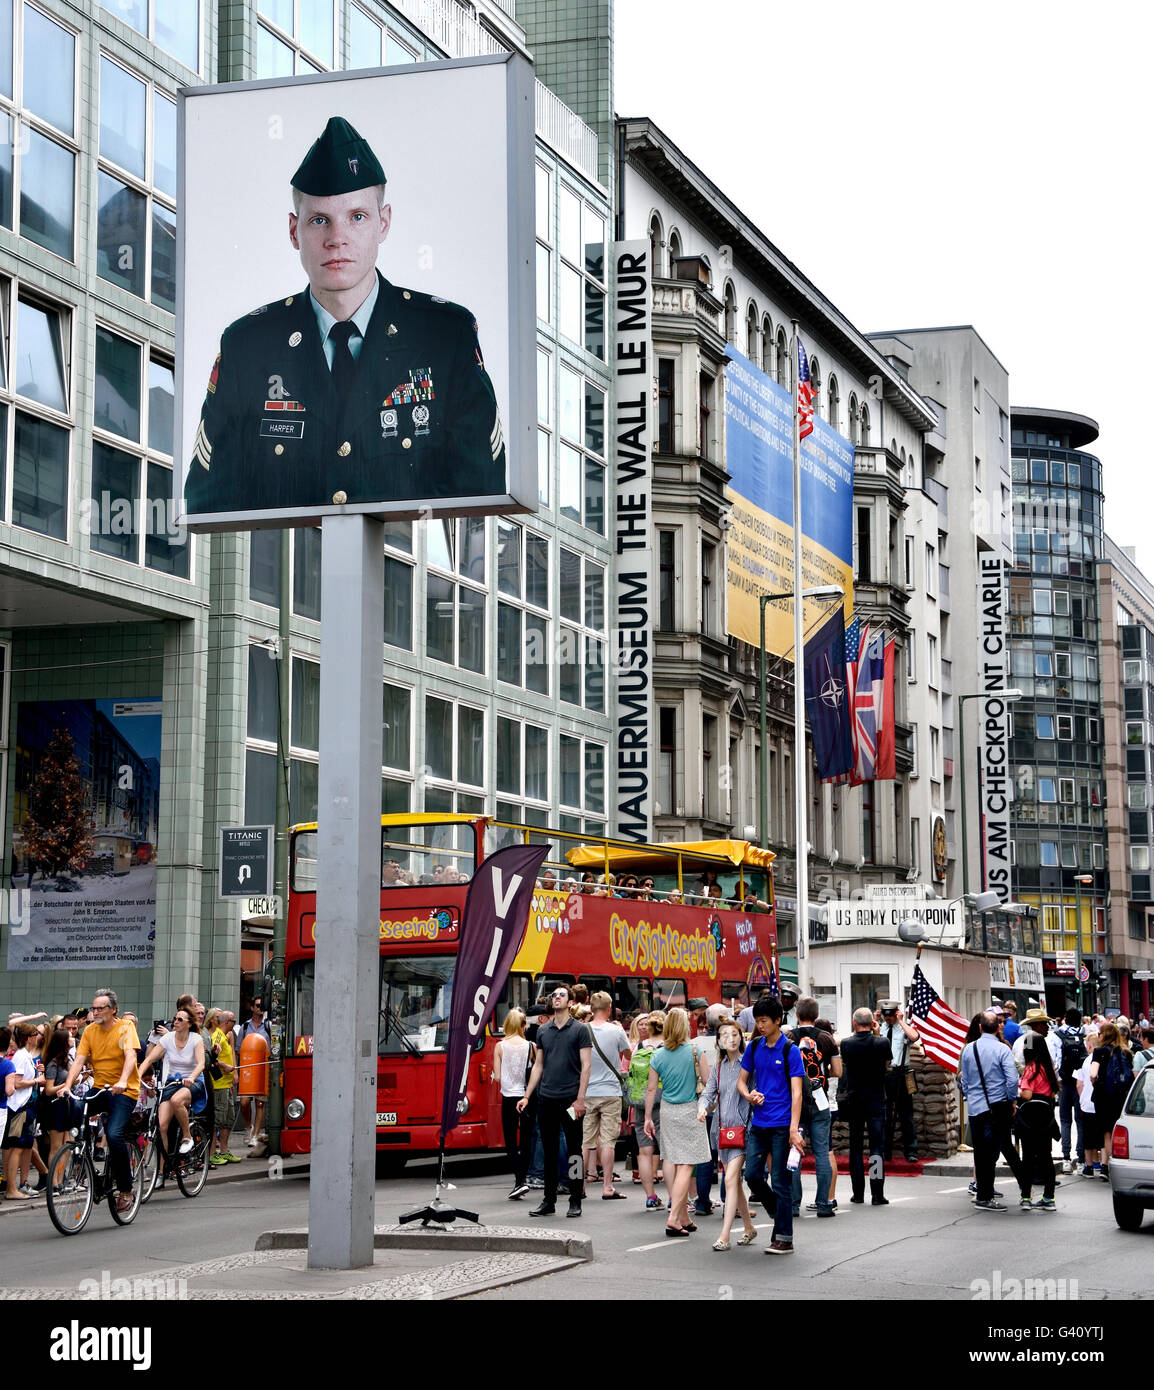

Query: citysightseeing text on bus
left=609, top=912, right=719, bottom=979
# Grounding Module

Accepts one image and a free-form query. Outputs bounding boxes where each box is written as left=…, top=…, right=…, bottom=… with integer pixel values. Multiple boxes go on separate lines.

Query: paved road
left=3, top=1154, right=1149, bottom=1303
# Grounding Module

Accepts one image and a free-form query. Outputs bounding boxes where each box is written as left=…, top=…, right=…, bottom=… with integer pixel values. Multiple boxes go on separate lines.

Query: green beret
left=291, top=116, right=386, bottom=197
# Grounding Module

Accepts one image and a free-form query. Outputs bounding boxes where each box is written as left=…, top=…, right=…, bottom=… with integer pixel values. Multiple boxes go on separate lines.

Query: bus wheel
left=375, top=1153, right=408, bottom=1179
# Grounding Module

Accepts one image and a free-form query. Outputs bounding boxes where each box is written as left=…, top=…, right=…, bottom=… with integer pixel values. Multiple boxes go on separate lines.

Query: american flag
left=907, top=965, right=969, bottom=1072
left=797, top=339, right=815, bottom=440
left=768, top=958, right=779, bottom=998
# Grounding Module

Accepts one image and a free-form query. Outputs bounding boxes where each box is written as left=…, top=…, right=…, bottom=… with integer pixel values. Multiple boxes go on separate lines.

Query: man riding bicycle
left=61, top=989, right=141, bottom=1213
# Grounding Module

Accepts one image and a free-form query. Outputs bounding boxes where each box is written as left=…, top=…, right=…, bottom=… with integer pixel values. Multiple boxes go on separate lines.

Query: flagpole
left=791, top=318, right=808, bottom=992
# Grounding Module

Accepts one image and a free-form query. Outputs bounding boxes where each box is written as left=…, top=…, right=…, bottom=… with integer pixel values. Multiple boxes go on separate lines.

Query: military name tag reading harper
left=260, top=420, right=305, bottom=439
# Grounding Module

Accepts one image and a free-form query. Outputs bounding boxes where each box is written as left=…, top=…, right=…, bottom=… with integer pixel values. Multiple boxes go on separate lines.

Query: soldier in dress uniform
left=184, top=117, right=506, bottom=516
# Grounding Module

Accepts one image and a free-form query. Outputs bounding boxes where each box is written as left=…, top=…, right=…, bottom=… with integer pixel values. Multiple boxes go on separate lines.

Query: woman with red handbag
left=698, top=1019, right=756, bottom=1250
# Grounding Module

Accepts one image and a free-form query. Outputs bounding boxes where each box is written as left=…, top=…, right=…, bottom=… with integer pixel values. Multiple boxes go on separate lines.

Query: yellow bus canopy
left=565, top=839, right=775, bottom=875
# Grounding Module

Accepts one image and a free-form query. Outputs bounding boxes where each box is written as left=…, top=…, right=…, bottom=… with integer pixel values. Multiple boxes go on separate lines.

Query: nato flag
left=804, top=609, right=854, bottom=780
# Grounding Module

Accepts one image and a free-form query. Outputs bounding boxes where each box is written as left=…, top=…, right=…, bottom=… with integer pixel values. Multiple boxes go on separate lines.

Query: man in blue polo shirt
left=738, top=996, right=805, bottom=1254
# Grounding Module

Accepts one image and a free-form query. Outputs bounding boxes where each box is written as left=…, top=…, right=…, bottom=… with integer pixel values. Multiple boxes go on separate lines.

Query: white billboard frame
left=175, top=53, right=536, bottom=531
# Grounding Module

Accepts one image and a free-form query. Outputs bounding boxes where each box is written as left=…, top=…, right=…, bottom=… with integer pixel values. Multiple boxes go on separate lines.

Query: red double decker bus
left=280, top=813, right=779, bottom=1165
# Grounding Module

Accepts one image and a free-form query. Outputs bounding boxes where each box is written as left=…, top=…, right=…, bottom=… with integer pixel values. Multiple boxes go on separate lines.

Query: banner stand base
left=397, top=1197, right=480, bottom=1228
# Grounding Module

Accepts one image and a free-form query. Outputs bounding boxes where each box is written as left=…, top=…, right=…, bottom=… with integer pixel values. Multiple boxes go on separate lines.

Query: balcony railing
left=395, top=0, right=507, bottom=57
left=534, top=80, right=600, bottom=185
left=652, top=278, right=722, bottom=335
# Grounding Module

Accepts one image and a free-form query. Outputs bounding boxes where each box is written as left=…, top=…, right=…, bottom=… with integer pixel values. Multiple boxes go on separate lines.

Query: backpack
left=627, top=1044, right=656, bottom=1104
left=1058, top=1027, right=1087, bottom=1082
left=1103, top=1046, right=1134, bottom=1098
left=789, top=1027, right=831, bottom=1118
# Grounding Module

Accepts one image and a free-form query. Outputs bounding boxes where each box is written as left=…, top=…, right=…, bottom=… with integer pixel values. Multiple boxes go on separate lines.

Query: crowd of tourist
left=0, top=993, right=273, bottom=1207
left=493, top=983, right=1153, bottom=1250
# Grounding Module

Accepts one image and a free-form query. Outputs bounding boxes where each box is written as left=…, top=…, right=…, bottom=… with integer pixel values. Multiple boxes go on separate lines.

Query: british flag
left=797, top=339, right=815, bottom=440
left=851, top=629, right=885, bottom=784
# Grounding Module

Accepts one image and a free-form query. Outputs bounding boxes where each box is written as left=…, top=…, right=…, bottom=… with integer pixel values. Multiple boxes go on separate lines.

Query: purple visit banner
left=439, top=842, right=549, bottom=1142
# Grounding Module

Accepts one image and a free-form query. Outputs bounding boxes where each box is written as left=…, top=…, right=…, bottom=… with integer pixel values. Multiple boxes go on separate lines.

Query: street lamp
left=1073, top=872, right=1093, bottom=1009
left=957, top=688, right=1023, bottom=896
left=757, top=585, right=844, bottom=850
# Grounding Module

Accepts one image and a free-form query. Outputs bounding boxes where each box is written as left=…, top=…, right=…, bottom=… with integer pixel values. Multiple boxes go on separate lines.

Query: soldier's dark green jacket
left=185, top=272, right=506, bottom=515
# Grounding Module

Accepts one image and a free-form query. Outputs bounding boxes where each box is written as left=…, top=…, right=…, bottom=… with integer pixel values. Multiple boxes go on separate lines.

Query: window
left=927, top=634, right=938, bottom=687
left=856, top=506, right=872, bottom=582
left=1038, top=777, right=1056, bottom=803
left=827, top=373, right=840, bottom=433
left=930, top=727, right=940, bottom=780
left=558, top=363, right=606, bottom=534
left=1132, top=846, right=1151, bottom=873
left=494, top=718, right=549, bottom=826
left=89, top=325, right=186, bottom=575
left=658, top=706, right=677, bottom=816
left=380, top=680, right=411, bottom=773
left=1040, top=841, right=1059, bottom=867
left=1059, top=778, right=1075, bottom=804
left=256, top=0, right=333, bottom=72
left=1033, top=588, right=1052, bottom=615
left=699, top=373, right=714, bottom=460
left=383, top=534, right=413, bottom=652
left=557, top=184, right=605, bottom=359
left=1056, top=715, right=1073, bottom=741
left=1127, top=721, right=1145, bottom=746
left=775, top=328, right=788, bottom=387
left=1128, top=784, right=1147, bottom=810
left=701, top=540, right=719, bottom=637
left=558, top=545, right=605, bottom=712
left=658, top=529, right=676, bottom=630
left=100, top=1, right=199, bottom=70
left=1124, top=660, right=1142, bottom=685
left=2, top=290, right=71, bottom=539
left=904, top=535, right=914, bottom=590
left=424, top=696, right=484, bottom=807
left=426, top=517, right=486, bottom=674
left=558, top=733, right=605, bottom=837
left=925, top=543, right=936, bottom=595
left=97, top=61, right=177, bottom=311
left=496, top=520, right=548, bottom=694
left=657, top=357, right=675, bottom=454
left=535, top=161, right=551, bottom=322
left=1036, top=715, right=1055, bottom=739
left=0, top=7, right=79, bottom=261
left=348, top=5, right=419, bottom=68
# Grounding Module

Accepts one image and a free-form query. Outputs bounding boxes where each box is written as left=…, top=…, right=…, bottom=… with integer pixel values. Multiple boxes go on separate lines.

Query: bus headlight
left=286, top=1098, right=306, bottom=1121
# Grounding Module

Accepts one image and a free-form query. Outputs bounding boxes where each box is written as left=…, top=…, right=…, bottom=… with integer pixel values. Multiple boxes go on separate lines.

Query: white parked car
left=1110, top=1061, right=1154, bottom=1231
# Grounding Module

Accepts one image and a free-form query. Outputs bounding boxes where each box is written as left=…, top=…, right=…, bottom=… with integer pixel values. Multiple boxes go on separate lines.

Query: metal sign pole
left=308, top=514, right=385, bottom=1269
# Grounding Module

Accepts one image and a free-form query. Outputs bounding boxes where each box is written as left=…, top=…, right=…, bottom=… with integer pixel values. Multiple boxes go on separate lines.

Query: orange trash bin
left=237, top=1031, right=270, bottom=1097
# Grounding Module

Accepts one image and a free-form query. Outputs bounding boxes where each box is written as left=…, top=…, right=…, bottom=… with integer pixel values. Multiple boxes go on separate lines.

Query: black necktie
left=329, top=320, right=358, bottom=404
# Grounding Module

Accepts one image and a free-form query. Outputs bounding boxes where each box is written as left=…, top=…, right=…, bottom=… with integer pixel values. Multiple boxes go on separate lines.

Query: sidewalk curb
left=255, top=1223, right=594, bottom=1260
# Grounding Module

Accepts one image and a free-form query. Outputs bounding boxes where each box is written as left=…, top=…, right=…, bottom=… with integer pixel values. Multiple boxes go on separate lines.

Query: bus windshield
left=288, top=956, right=457, bottom=1055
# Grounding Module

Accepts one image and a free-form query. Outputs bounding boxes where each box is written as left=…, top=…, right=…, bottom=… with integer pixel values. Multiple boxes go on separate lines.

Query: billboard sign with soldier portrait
left=176, top=54, right=536, bottom=531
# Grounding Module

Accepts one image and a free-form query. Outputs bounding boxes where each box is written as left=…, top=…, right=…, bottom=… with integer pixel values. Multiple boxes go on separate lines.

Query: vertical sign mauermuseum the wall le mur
left=612, top=242, right=652, bottom=842
left=978, top=555, right=1012, bottom=903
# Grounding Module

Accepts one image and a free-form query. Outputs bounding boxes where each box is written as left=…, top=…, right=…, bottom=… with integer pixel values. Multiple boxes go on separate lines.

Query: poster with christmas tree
left=9, top=698, right=161, bottom=971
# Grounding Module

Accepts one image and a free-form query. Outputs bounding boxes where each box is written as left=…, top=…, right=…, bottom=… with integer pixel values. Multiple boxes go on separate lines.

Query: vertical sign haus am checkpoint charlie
left=977, top=555, right=1013, bottom=903
left=613, top=243, right=653, bottom=842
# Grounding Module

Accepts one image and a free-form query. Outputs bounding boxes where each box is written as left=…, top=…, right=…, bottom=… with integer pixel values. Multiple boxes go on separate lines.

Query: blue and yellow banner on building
left=724, top=347, right=854, bottom=655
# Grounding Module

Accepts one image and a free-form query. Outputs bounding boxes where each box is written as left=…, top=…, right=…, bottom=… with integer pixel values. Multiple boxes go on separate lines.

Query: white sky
left=614, top=0, right=1154, bottom=569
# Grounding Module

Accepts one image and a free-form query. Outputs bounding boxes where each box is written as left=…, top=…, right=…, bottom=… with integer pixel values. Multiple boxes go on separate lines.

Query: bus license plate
left=376, top=1112, right=397, bottom=1126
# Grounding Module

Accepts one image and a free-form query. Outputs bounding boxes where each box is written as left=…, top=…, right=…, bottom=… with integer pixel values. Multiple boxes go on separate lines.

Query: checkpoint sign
left=219, top=825, right=274, bottom=899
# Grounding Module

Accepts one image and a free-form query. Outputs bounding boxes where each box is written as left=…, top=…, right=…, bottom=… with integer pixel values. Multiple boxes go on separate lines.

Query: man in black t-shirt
left=839, top=1008, right=893, bottom=1205
left=788, top=997, right=841, bottom=1217
left=519, top=985, right=591, bottom=1218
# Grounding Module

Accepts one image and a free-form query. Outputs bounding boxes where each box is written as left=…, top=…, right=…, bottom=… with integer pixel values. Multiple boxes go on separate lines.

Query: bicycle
left=138, top=1081, right=212, bottom=1200
left=45, top=1088, right=145, bottom=1235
